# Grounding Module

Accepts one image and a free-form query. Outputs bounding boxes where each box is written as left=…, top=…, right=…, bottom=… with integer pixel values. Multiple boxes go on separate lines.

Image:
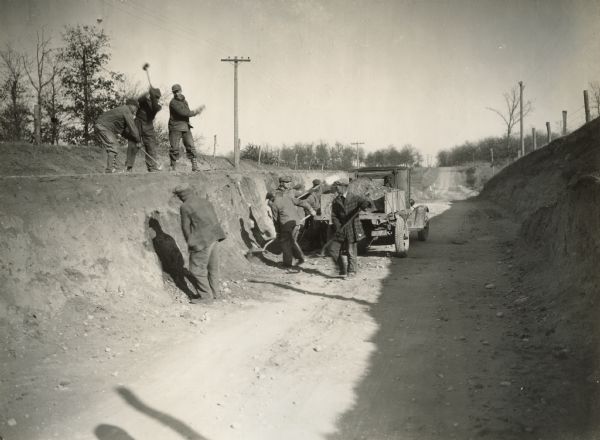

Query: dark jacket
left=331, top=192, right=370, bottom=243
left=96, top=105, right=140, bottom=142
left=136, top=92, right=162, bottom=125
left=169, top=95, right=196, bottom=132
left=178, top=189, right=226, bottom=251
left=271, top=187, right=312, bottom=232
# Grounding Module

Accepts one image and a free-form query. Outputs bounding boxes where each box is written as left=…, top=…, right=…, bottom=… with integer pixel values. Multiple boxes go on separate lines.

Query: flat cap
left=171, top=83, right=182, bottom=92
left=265, top=191, right=274, bottom=200
left=279, top=175, right=292, bottom=183
left=312, top=179, right=321, bottom=186
left=172, top=184, right=191, bottom=195
left=333, top=177, right=350, bottom=186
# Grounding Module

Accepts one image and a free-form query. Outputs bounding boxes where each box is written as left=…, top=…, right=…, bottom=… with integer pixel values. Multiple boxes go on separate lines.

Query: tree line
left=0, top=25, right=138, bottom=145
left=240, top=142, right=423, bottom=170
left=437, top=83, right=600, bottom=167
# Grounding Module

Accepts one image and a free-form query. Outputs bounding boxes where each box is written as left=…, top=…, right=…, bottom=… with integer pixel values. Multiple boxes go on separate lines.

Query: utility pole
left=221, top=56, right=251, bottom=169
left=351, top=141, right=364, bottom=168
left=519, top=81, right=524, bottom=157
left=213, top=134, right=217, bottom=160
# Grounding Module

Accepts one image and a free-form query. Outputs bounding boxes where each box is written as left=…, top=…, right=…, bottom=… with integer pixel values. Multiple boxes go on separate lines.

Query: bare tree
left=42, top=53, right=64, bottom=144
left=487, top=85, right=532, bottom=156
left=589, top=81, right=600, bottom=117
left=0, top=44, right=31, bottom=141
left=23, top=30, right=54, bottom=144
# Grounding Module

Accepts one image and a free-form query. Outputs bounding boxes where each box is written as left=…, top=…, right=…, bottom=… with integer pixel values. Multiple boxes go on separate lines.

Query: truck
left=314, top=166, right=429, bottom=257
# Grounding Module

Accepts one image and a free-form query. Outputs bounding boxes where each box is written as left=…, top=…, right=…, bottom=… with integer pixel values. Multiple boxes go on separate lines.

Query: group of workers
left=95, top=88, right=372, bottom=302
left=165, top=174, right=370, bottom=304
left=95, top=84, right=203, bottom=173
left=267, top=175, right=370, bottom=278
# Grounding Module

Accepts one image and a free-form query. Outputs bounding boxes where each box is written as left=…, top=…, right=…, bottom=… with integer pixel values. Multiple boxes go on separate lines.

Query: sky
left=1, top=0, right=600, bottom=159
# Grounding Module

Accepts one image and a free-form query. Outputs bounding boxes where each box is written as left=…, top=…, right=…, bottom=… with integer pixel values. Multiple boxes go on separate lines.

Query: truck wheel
left=394, top=216, right=409, bottom=258
left=418, top=222, right=429, bottom=241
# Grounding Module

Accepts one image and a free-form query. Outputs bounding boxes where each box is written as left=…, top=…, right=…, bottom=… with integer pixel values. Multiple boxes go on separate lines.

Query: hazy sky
left=1, top=0, right=600, bottom=157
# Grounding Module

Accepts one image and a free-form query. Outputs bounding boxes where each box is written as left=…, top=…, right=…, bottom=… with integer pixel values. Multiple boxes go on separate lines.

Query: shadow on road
left=147, top=216, right=197, bottom=299
left=115, top=386, right=210, bottom=440
left=94, top=424, right=136, bottom=440
left=248, top=279, right=373, bottom=307
left=326, top=199, right=596, bottom=440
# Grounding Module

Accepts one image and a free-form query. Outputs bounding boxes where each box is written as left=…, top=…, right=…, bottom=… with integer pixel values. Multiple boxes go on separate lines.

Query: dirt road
left=2, top=198, right=593, bottom=440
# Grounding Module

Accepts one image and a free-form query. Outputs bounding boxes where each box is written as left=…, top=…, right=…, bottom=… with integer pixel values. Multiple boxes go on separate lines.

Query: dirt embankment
left=0, top=169, right=346, bottom=336
left=481, top=117, right=600, bottom=426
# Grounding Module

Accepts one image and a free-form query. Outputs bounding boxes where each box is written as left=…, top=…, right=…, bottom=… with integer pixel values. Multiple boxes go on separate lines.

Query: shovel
left=244, top=215, right=311, bottom=258
left=319, top=210, right=361, bottom=256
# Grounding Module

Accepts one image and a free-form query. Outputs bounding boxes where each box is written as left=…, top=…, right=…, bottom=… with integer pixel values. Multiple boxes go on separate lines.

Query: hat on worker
left=149, top=87, right=161, bottom=99
left=126, top=98, right=139, bottom=107
left=173, top=184, right=191, bottom=195
left=312, top=179, right=321, bottom=187
left=293, top=183, right=303, bottom=190
left=171, top=83, right=182, bottom=93
left=265, top=191, right=274, bottom=200
left=333, top=178, right=350, bottom=186
left=279, top=175, right=292, bottom=183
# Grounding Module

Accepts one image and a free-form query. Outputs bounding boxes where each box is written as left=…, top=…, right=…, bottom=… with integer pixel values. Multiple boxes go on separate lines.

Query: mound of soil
left=481, top=117, right=600, bottom=429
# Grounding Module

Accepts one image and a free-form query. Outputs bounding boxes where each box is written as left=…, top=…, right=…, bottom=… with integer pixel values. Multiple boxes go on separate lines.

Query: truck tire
left=394, top=216, right=409, bottom=258
left=417, top=222, right=429, bottom=241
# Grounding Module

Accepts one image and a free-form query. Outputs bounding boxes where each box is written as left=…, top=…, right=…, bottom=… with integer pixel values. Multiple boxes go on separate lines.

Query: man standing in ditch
left=173, top=184, right=226, bottom=302
left=95, top=98, right=141, bottom=173
left=168, top=84, right=205, bottom=172
left=271, top=176, right=316, bottom=270
left=327, top=178, right=371, bottom=278
left=126, top=87, right=162, bottom=172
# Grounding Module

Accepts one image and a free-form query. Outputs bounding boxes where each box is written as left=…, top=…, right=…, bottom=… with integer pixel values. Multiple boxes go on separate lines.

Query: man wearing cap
left=168, top=84, right=205, bottom=172
left=173, top=184, right=227, bottom=302
left=95, top=99, right=141, bottom=173
left=327, top=178, right=371, bottom=278
left=271, top=176, right=316, bottom=269
left=126, top=87, right=162, bottom=172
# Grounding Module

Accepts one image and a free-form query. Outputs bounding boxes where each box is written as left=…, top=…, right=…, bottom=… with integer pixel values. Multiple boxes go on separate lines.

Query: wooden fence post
left=546, top=122, right=551, bottom=144
left=584, top=90, right=591, bottom=123
left=562, top=111, right=567, bottom=135
left=532, top=127, right=537, bottom=151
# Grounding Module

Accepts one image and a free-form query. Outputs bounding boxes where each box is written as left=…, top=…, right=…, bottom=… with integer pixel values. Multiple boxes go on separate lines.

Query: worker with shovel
left=327, top=178, right=371, bottom=278
left=271, top=176, right=316, bottom=270
left=126, top=87, right=163, bottom=172
left=173, top=184, right=226, bottom=302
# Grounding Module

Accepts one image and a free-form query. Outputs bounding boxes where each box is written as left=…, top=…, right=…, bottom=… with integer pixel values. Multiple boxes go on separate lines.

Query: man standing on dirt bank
left=126, top=87, right=162, bottom=172
left=95, top=99, right=141, bottom=173
left=173, top=184, right=226, bottom=302
left=271, top=176, right=316, bottom=270
left=327, top=178, right=370, bottom=278
left=168, top=84, right=205, bottom=172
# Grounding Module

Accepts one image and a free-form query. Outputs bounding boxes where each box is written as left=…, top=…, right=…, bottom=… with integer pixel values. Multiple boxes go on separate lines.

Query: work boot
left=170, top=160, right=177, bottom=171
left=126, top=166, right=133, bottom=172
left=105, top=154, right=118, bottom=173
left=190, top=157, right=199, bottom=172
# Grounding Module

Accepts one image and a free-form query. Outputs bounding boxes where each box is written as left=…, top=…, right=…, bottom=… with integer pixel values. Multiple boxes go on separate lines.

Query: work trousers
left=280, top=225, right=304, bottom=267
left=169, top=130, right=197, bottom=162
left=189, top=242, right=220, bottom=299
left=95, top=125, right=119, bottom=171
left=126, top=120, right=159, bottom=171
left=328, top=239, right=358, bottom=275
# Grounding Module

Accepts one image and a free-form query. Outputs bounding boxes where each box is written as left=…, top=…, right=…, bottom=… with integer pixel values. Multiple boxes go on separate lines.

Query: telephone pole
left=221, top=56, right=251, bottom=169
left=351, top=141, right=364, bottom=168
